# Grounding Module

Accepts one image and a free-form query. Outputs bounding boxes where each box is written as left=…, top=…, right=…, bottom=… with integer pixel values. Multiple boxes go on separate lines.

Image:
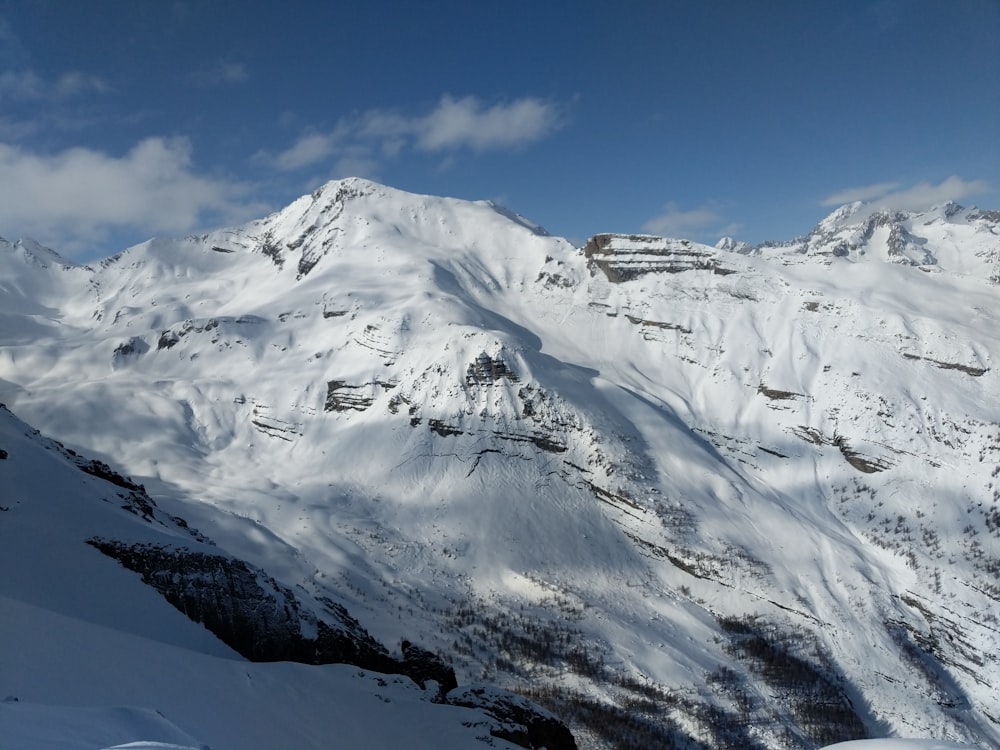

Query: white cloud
left=270, top=131, right=342, bottom=171
left=413, top=95, right=561, bottom=152
left=262, top=95, right=563, bottom=173
left=879, top=176, right=990, bottom=210
left=0, top=137, right=265, bottom=253
left=820, top=181, right=901, bottom=206
left=822, top=176, right=990, bottom=210
left=54, top=71, right=112, bottom=97
left=643, top=202, right=731, bottom=239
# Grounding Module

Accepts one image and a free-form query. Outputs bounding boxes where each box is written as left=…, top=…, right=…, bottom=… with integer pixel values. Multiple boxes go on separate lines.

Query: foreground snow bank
left=823, top=740, right=981, bottom=750
left=0, top=700, right=207, bottom=750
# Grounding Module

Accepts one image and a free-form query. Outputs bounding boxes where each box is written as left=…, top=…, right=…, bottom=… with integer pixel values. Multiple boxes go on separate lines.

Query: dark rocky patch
left=757, top=384, right=804, bottom=401
left=428, top=418, right=464, bottom=437
left=157, top=319, right=216, bottom=350
left=718, top=615, right=869, bottom=748
left=157, top=329, right=181, bottom=350
left=582, top=234, right=736, bottom=282
left=113, top=337, right=149, bottom=361
left=624, top=314, right=692, bottom=334
left=87, top=539, right=396, bottom=672
left=466, top=351, right=518, bottom=385
left=296, top=253, right=319, bottom=279
left=399, top=640, right=457, bottom=699
left=833, top=435, right=893, bottom=473
left=76, top=458, right=146, bottom=493
left=792, top=427, right=892, bottom=473
left=85, top=539, right=578, bottom=749
left=759, top=446, right=789, bottom=458
left=526, top=433, right=567, bottom=453
left=325, top=380, right=376, bottom=412
left=258, top=230, right=284, bottom=268
left=792, top=426, right=826, bottom=445
left=447, top=686, right=578, bottom=750
left=248, top=403, right=302, bottom=441
left=902, top=352, right=988, bottom=377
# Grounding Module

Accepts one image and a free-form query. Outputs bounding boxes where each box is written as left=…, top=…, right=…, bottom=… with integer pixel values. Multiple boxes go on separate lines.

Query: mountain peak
left=311, top=175, right=386, bottom=201
left=817, top=200, right=870, bottom=232
left=2, top=236, right=77, bottom=269
left=5, top=179, right=1000, bottom=747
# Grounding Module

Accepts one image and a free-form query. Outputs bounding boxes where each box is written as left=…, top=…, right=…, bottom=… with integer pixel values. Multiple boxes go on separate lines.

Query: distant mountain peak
left=817, top=200, right=871, bottom=232
left=2, top=236, right=76, bottom=269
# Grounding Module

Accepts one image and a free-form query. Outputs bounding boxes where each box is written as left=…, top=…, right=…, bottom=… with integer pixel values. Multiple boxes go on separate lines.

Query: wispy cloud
left=642, top=202, right=740, bottom=240
left=0, top=69, right=110, bottom=101
left=0, top=137, right=265, bottom=255
left=270, top=131, right=342, bottom=171
left=260, top=95, right=564, bottom=174
left=413, top=95, right=561, bottom=152
left=820, top=181, right=901, bottom=206
left=821, top=176, right=990, bottom=210
left=191, top=61, right=248, bottom=87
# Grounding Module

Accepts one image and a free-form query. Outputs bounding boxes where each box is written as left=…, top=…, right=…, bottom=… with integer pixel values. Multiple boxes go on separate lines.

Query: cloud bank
left=263, top=95, right=564, bottom=175
left=0, top=137, right=265, bottom=254
left=822, top=176, right=990, bottom=211
left=643, top=202, right=741, bottom=241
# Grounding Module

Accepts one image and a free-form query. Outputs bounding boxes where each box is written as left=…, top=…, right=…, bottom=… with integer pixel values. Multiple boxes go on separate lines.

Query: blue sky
left=1, top=0, right=997, bottom=259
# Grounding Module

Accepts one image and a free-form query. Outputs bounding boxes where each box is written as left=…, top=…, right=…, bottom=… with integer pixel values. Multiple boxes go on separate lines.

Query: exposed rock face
left=85, top=540, right=579, bottom=748
left=87, top=539, right=395, bottom=672
left=112, top=336, right=149, bottom=365
left=735, top=201, right=1000, bottom=278
left=466, top=351, right=517, bottom=385
left=447, top=686, right=578, bottom=750
left=583, top=233, right=736, bottom=281
left=399, top=640, right=458, bottom=699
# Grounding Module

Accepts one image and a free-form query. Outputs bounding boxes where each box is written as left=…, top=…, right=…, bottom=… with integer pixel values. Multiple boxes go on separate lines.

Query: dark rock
left=447, top=685, right=577, bottom=750
left=427, top=419, right=463, bottom=437
left=77, top=458, right=146, bottom=493
left=582, top=234, right=735, bottom=282
left=325, top=380, right=376, bottom=412
left=399, top=640, right=458, bottom=699
left=113, top=337, right=150, bottom=361
left=87, top=539, right=395, bottom=673
left=157, top=330, right=181, bottom=350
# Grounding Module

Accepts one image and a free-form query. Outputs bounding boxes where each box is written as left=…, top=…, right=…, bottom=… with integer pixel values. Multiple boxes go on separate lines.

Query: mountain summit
left=2, top=179, right=999, bottom=749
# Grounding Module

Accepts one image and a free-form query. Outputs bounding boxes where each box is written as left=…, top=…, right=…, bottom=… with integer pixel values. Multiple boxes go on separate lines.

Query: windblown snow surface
left=2, top=179, right=998, bottom=749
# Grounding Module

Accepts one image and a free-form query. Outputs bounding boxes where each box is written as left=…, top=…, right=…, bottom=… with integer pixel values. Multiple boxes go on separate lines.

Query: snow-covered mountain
left=2, top=178, right=998, bottom=749
left=0, top=402, right=573, bottom=750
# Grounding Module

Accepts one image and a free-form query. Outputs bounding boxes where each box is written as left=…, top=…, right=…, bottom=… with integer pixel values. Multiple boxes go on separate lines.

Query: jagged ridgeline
left=1, top=179, right=999, bottom=749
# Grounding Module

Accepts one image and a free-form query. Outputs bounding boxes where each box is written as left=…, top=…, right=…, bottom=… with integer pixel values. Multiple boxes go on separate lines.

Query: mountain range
left=1, top=178, right=998, bottom=749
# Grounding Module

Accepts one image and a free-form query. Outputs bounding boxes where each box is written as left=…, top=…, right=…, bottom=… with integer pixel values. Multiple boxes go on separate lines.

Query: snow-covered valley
left=2, top=179, right=998, bottom=749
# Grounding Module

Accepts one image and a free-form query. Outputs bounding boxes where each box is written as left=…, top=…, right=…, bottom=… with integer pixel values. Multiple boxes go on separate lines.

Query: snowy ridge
left=2, top=179, right=998, bottom=749
left=726, top=201, right=1000, bottom=281
left=0, top=403, right=569, bottom=749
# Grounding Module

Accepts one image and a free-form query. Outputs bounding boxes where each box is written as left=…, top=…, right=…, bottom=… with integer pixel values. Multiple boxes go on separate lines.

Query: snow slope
left=0, top=403, right=539, bottom=750
left=1, top=178, right=998, bottom=749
